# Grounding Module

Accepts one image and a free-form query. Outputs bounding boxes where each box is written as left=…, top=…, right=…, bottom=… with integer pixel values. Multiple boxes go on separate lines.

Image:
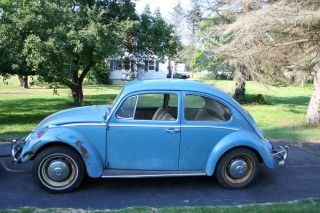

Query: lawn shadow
left=268, top=96, right=310, bottom=106
left=263, top=125, right=312, bottom=145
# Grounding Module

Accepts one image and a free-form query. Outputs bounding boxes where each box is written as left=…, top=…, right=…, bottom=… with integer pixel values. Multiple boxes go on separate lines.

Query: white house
left=109, top=59, right=186, bottom=84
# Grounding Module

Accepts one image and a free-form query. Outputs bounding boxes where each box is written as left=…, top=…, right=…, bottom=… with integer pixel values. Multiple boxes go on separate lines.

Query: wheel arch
left=205, top=131, right=273, bottom=176
left=32, top=142, right=82, bottom=161
left=213, top=146, right=263, bottom=174
left=20, top=127, right=105, bottom=178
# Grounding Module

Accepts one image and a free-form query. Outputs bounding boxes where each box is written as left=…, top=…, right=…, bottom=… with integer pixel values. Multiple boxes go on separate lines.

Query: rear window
left=184, top=94, right=231, bottom=122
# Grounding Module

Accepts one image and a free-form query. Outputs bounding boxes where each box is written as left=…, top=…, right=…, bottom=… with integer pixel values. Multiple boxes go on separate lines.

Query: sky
left=135, top=0, right=192, bottom=18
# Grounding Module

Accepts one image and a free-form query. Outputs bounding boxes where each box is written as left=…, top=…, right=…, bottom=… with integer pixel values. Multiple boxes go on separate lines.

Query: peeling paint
left=36, top=131, right=46, bottom=139
left=23, top=151, right=34, bottom=159
left=55, top=136, right=62, bottom=141
left=30, top=140, right=41, bottom=150
left=75, top=140, right=88, bottom=158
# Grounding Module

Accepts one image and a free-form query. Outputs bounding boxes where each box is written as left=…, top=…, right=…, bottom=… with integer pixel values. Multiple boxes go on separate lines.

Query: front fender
left=19, top=127, right=104, bottom=178
left=205, top=130, right=275, bottom=176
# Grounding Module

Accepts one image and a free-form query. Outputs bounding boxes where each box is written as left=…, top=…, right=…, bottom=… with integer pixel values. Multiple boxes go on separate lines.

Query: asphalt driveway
left=0, top=142, right=319, bottom=210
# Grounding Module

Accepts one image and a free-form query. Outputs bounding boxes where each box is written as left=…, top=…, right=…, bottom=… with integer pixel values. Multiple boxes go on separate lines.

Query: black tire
left=215, top=148, right=260, bottom=189
left=33, top=146, right=85, bottom=193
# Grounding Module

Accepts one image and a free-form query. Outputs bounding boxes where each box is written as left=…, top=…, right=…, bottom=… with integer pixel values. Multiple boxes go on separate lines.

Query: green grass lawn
left=1, top=199, right=319, bottom=213
left=202, top=79, right=320, bottom=144
left=0, top=77, right=319, bottom=144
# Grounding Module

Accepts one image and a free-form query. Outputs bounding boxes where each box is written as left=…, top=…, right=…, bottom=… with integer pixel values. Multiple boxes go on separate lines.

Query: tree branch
left=273, top=39, right=319, bottom=47
left=79, top=60, right=95, bottom=83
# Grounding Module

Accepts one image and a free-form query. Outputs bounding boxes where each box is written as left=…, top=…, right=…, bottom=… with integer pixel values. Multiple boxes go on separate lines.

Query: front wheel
left=33, top=146, right=85, bottom=193
left=216, top=148, right=260, bottom=189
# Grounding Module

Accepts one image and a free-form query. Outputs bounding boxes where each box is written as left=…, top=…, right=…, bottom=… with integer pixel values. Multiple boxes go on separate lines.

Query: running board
left=101, top=169, right=206, bottom=178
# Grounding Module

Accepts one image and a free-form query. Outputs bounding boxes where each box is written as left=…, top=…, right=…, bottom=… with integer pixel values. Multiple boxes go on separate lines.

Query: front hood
left=36, top=105, right=109, bottom=130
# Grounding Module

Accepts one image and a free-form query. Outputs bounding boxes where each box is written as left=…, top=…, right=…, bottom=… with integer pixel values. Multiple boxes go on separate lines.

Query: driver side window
left=117, top=93, right=178, bottom=121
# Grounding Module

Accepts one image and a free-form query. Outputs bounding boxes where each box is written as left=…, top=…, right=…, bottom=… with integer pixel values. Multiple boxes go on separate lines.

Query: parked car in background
left=167, top=71, right=190, bottom=79
left=11, top=80, right=288, bottom=193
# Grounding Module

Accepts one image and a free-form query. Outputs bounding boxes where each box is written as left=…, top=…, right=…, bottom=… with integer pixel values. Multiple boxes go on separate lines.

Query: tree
left=0, top=0, right=134, bottom=105
left=213, top=0, right=320, bottom=125
left=195, top=0, right=267, bottom=100
left=125, top=5, right=181, bottom=79
left=186, top=0, right=203, bottom=47
left=169, top=1, right=186, bottom=40
left=1, top=1, right=181, bottom=104
left=0, top=0, right=41, bottom=88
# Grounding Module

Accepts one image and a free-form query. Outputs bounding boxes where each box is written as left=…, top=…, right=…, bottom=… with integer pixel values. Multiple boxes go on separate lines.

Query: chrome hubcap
left=228, top=159, right=248, bottom=179
left=47, top=160, right=70, bottom=182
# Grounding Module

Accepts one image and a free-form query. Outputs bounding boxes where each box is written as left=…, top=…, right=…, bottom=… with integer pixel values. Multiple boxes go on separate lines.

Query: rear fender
left=205, top=130, right=274, bottom=176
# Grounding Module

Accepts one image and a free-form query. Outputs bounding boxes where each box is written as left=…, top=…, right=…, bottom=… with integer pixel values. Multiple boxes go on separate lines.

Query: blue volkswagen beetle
left=11, top=80, right=288, bottom=193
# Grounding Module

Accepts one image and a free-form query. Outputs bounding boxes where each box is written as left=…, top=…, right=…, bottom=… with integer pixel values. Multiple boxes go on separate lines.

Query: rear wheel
left=216, top=148, right=259, bottom=189
left=33, top=146, right=85, bottom=193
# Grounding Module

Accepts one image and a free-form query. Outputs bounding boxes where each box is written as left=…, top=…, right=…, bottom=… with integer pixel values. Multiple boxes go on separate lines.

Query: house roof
left=123, top=79, right=234, bottom=103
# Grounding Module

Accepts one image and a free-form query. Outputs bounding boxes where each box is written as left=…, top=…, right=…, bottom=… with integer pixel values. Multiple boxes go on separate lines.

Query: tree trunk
left=306, top=63, right=320, bottom=126
left=18, top=75, right=29, bottom=89
left=234, top=79, right=246, bottom=103
left=168, top=60, right=173, bottom=78
left=69, top=60, right=94, bottom=105
left=71, top=85, right=83, bottom=106
left=71, top=70, right=84, bottom=106
left=233, top=66, right=246, bottom=103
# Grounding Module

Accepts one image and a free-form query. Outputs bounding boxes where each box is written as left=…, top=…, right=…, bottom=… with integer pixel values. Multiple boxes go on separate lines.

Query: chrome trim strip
left=101, top=173, right=207, bottom=178
left=108, top=123, right=180, bottom=128
left=182, top=125, right=239, bottom=131
left=107, top=123, right=237, bottom=130
left=61, top=123, right=107, bottom=127
left=133, top=95, right=139, bottom=120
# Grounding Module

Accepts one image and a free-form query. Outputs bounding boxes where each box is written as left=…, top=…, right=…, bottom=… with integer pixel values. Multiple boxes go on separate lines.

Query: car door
left=106, top=91, right=181, bottom=170
left=179, top=92, right=236, bottom=170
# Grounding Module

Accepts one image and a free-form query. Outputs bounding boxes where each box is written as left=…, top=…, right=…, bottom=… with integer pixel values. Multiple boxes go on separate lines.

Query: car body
left=12, top=80, right=288, bottom=192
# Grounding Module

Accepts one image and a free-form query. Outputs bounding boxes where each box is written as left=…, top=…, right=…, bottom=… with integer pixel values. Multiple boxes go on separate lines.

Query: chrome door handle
left=165, top=128, right=180, bottom=133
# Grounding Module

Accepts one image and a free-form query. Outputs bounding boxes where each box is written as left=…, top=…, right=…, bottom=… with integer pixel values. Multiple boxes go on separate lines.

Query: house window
left=148, top=60, right=155, bottom=71
left=143, top=60, right=159, bottom=72
left=144, top=60, right=148, bottom=72
left=116, top=61, right=123, bottom=70
left=109, top=60, right=114, bottom=71
left=110, top=60, right=123, bottom=71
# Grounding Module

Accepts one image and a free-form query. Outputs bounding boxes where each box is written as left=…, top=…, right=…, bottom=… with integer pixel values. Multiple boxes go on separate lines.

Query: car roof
left=123, top=79, right=234, bottom=103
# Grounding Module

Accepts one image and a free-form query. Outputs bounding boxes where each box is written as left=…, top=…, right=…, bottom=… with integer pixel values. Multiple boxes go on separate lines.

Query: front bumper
left=0, top=138, right=30, bottom=173
left=272, top=145, right=289, bottom=167
left=11, top=138, right=27, bottom=163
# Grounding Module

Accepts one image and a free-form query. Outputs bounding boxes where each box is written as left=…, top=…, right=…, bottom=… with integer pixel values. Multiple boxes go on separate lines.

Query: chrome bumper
left=11, top=138, right=26, bottom=163
left=0, top=138, right=30, bottom=173
left=273, top=145, right=289, bottom=167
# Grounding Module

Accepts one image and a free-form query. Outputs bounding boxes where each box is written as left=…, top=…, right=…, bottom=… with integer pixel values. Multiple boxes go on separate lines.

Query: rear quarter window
left=184, top=94, right=231, bottom=122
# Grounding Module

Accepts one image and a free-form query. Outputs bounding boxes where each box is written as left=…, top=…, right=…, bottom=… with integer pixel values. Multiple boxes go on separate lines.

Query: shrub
left=89, top=63, right=110, bottom=85
left=235, top=93, right=268, bottom=105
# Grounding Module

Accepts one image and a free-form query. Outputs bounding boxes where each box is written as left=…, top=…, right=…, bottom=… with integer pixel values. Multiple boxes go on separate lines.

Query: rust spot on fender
left=31, top=141, right=41, bottom=150
left=23, top=151, right=34, bottom=159
left=36, top=130, right=46, bottom=139
left=75, top=141, right=88, bottom=159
